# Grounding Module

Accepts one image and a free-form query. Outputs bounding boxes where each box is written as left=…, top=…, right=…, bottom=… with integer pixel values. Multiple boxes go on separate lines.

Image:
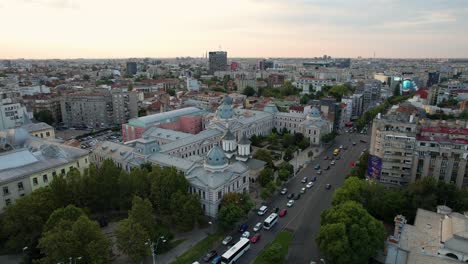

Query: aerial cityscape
left=1, top=1, right=468, bottom=264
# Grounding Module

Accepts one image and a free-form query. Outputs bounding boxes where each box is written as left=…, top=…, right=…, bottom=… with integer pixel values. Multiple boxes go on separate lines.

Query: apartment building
left=0, top=102, right=30, bottom=130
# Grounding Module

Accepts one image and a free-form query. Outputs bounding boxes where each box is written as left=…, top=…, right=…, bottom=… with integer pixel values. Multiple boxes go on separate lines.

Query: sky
left=1, top=0, right=468, bottom=59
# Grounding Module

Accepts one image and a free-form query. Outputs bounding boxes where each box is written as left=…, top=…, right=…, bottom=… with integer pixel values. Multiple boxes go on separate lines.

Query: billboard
left=366, top=155, right=382, bottom=180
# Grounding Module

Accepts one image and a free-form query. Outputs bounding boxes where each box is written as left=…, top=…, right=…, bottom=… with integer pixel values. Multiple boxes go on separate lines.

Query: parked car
left=274, top=207, right=280, bottom=213
left=326, top=184, right=332, bottom=190
left=301, top=177, right=308, bottom=183
left=306, top=182, right=314, bottom=188
left=339, top=145, right=343, bottom=149
left=279, top=209, right=287, bottom=217
left=317, top=170, right=322, bottom=175
left=202, top=250, right=217, bottom=262
left=324, top=156, right=330, bottom=160
left=331, top=160, right=336, bottom=165
left=211, top=256, right=221, bottom=264
left=222, top=236, right=232, bottom=245
left=250, top=233, right=261, bottom=243
left=253, top=222, right=262, bottom=232
left=239, top=223, right=248, bottom=233
left=242, top=231, right=250, bottom=238
left=294, top=194, right=301, bottom=200
left=336, top=156, right=341, bottom=160
left=280, top=188, right=288, bottom=195
left=312, top=176, right=317, bottom=182
left=300, top=187, right=306, bottom=194
left=287, top=200, right=295, bottom=207
left=287, top=193, right=295, bottom=199
left=324, top=165, right=330, bottom=171
left=314, top=164, right=321, bottom=170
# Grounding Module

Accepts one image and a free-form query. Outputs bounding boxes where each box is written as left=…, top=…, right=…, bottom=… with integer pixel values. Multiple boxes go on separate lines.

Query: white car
left=300, top=187, right=306, bottom=194
left=222, top=236, right=232, bottom=245
left=242, top=231, right=250, bottom=238
left=253, top=222, right=262, bottom=232
left=339, top=145, right=343, bottom=149
left=287, top=200, right=295, bottom=207
left=280, top=188, right=288, bottom=195
left=306, top=182, right=314, bottom=188
left=331, top=160, right=336, bottom=165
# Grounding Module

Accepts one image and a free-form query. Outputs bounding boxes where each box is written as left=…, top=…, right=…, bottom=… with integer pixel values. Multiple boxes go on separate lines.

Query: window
left=5, top=198, right=11, bottom=206
left=61, top=169, right=65, bottom=174
left=52, top=171, right=57, bottom=177
left=217, top=191, right=222, bottom=200
left=46, top=132, right=50, bottom=137
left=69, top=166, right=73, bottom=171
left=3, top=186, right=9, bottom=196
left=33, top=177, right=38, bottom=185
left=18, top=182, right=24, bottom=191
left=85, top=158, right=88, bottom=164
left=43, top=175, right=48, bottom=183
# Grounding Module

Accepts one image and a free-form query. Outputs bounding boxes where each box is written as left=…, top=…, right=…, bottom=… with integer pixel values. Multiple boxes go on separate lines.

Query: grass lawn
left=170, top=232, right=224, bottom=264
left=252, top=230, right=294, bottom=264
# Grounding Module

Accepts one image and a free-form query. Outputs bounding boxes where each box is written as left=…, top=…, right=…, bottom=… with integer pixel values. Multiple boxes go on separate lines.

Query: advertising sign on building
left=367, top=155, right=382, bottom=180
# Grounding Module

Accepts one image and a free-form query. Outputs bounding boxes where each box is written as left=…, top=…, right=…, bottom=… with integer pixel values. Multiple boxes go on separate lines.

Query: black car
left=325, top=165, right=330, bottom=171
left=294, top=194, right=301, bottom=200
left=202, top=250, right=217, bottom=262
left=326, top=184, right=332, bottom=190
left=287, top=193, right=295, bottom=199
left=274, top=207, right=280, bottom=213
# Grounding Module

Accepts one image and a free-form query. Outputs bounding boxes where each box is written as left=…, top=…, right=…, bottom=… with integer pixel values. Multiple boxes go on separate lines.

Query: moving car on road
left=222, top=236, right=232, bottom=246
left=306, top=182, right=314, bottom=188
left=239, top=223, right=248, bottom=233
left=279, top=209, right=287, bottom=217
left=287, top=200, right=295, bottom=207
left=325, top=165, right=330, bottom=170
left=211, top=256, right=221, bottom=264
left=326, top=184, right=332, bottom=190
left=274, top=207, right=280, bottom=213
left=300, top=187, right=306, bottom=194
left=253, top=222, right=262, bottom=232
left=352, top=141, right=356, bottom=146
left=263, top=213, right=279, bottom=230
left=317, top=170, right=322, bottom=175
left=314, top=164, right=320, bottom=170
left=241, top=231, right=250, bottom=238
left=312, top=176, right=317, bottom=182
left=280, top=188, right=288, bottom=195
left=258, top=205, right=268, bottom=216
left=250, top=233, right=261, bottom=243
left=331, top=160, right=336, bottom=165
left=287, top=193, right=295, bottom=199
left=301, top=177, right=308, bottom=183
left=202, top=250, right=217, bottom=262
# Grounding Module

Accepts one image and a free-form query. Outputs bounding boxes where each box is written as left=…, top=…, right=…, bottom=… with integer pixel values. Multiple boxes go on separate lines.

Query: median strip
left=252, top=230, right=294, bottom=264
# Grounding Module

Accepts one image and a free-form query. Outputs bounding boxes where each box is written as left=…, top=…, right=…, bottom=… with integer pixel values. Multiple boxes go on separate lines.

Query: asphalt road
left=202, top=132, right=371, bottom=264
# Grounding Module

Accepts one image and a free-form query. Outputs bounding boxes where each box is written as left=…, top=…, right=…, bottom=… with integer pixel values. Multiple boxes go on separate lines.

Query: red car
left=250, top=233, right=261, bottom=243
left=349, top=162, right=356, bottom=167
left=279, top=209, right=287, bottom=217
left=324, top=156, right=329, bottom=160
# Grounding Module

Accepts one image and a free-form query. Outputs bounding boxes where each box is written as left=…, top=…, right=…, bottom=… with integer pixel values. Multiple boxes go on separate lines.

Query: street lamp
left=146, top=236, right=167, bottom=264
left=320, top=258, right=326, bottom=264
left=208, top=221, right=213, bottom=234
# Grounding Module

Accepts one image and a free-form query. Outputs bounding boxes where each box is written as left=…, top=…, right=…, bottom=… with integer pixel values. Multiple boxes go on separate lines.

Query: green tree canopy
left=37, top=205, right=110, bottom=264
left=253, top=149, right=274, bottom=168
left=33, top=110, right=54, bottom=125
left=317, top=201, right=385, bottom=264
left=258, top=167, right=274, bottom=187
left=243, top=86, right=256, bottom=97
left=218, top=204, right=244, bottom=230
left=115, top=218, right=150, bottom=263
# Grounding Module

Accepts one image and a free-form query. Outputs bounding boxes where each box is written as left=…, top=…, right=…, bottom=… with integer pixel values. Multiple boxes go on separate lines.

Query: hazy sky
left=1, top=0, right=468, bottom=59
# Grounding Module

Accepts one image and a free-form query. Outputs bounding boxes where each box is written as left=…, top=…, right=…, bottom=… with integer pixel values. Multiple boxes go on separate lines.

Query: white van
left=258, top=205, right=268, bottom=216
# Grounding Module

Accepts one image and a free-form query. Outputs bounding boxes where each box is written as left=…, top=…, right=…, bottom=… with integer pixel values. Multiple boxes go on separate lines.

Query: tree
left=83, top=74, right=90, bottom=81
left=115, top=218, right=150, bottom=263
left=128, top=196, right=157, bottom=238
left=37, top=205, right=110, bottom=264
left=253, top=149, right=274, bottom=168
left=258, top=167, right=274, bottom=187
left=283, top=148, right=294, bottom=162
left=218, top=204, right=244, bottom=230
left=262, top=243, right=283, bottom=262
left=243, top=86, right=256, bottom=97
left=169, top=192, right=202, bottom=231
left=167, top=89, right=176, bottom=96
left=317, top=201, right=385, bottom=264
left=220, top=192, right=254, bottom=215
left=459, top=110, right=468, bottom=120
left=393, top=83, right=400, bottom=97
left=300, top=94, right=309, bottom=105
left=2, top=188, right=60, bottom=252
left=321, top=132, right=337, bottom=143
left=33, top=110, right=54, bottom=125
left=278, top=168, right=290, bottom=181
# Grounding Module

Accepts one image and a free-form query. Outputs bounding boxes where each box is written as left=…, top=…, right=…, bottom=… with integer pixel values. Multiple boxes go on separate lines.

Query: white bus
left=263, top=213, right=278, bottom=230
left=220, top=238, right=250, bottom=264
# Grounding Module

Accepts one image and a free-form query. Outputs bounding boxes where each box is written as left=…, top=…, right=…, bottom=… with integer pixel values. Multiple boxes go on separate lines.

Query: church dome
left=217, top=101, right=234, bottom=119
left=309, top=107, right=321, bottom=118
left=223, top=95, right=233, bottom=105
left=206, top=146, right=228, bottom=167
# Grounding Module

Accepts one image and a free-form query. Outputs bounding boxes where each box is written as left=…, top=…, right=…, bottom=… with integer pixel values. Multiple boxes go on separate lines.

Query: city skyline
left=1, top=0, right=468, bottom=59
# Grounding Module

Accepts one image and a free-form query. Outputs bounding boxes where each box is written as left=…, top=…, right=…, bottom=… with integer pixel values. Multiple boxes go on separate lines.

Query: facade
left=126, top=61, right=137, bottom=75
left=21, top=122, right=55, bottom=139
left=0, top=103, right=30, bottom=130
left=370, top=108, right=468, bottom=188
left=28, top=96, right=62, bottom=124
left=386, top=206, right=468, bottom=264
left=296, top=77, right=333, bottom=94
left=268, top=74, right=286, bottom=87
left=208, top=51, right=227, bottom=74
left=0, top=128, right=89, bottom=212
left=61, top=89, right=137, bottom=129
left=356, top=80, right=382, bottom=111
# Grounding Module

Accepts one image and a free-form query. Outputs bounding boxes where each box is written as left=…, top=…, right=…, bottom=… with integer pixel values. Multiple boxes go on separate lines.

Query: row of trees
left=0, top=161, right=203, bottom=263
left=217, top=193, right=254, bottom=230
left=355, top=94, right=411, bottom=130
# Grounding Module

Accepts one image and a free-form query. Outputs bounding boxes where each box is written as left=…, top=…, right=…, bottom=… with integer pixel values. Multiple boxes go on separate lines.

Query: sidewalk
left=289, top=145, right=324, bottom=173
left=152, top=227, right=210, bottom=264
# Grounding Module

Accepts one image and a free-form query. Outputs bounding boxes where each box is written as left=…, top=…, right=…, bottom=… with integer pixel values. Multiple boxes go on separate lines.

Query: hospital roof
left=187, top=161, right=248, bottom=189
left=143, top=127, right=192, bottom=142
left=128, top=107, right=205, bottom=128
left=160, top=129, right=223, bottom=152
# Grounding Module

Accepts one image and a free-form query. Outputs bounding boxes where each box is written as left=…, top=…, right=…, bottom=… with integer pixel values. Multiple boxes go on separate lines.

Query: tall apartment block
left=126, top=61, right=137, bottom=75
left=61, top=89, right=138, bottom=128
left=370, top=106, right=468, bottom=188
left=208, top=51, right=227, bottom=74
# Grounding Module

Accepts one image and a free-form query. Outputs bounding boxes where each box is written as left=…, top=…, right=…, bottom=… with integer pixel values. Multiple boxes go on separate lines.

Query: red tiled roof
left=414, top=88, right=428, bottom=99
left=420, top=126, right=468, bottom=135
